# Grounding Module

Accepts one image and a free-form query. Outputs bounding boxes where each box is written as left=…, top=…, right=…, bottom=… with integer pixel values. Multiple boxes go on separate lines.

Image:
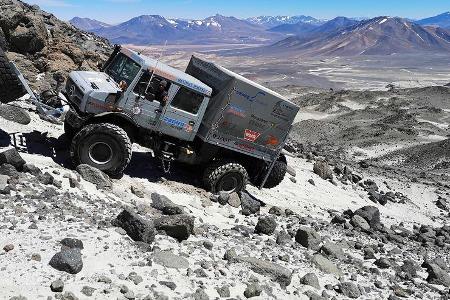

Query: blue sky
left=24, top=0, right=450, bottom=24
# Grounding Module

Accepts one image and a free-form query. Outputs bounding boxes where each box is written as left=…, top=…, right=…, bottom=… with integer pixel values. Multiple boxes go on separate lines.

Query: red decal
left=244, top=129, right=261, bottom=142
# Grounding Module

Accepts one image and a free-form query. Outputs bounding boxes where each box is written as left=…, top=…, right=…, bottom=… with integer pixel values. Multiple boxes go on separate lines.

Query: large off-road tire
left=0, top=47, right=26, bottom=104
left=262, top=160, right=287, bottom=189
left=70, top=123, right=132, bottom=176
left=203, top=160, right=248, bottom=194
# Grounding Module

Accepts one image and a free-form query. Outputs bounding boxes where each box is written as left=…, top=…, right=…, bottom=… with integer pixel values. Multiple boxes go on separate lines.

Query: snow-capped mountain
left=91, top=14, right=284, bottom=45
left=246, top=15, right=324, bottom=28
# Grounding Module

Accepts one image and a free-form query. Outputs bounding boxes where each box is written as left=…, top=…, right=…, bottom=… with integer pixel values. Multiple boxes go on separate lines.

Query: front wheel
left=203, top=160, right=248, bottom=194
left=70, top=123, right=132, bottom=176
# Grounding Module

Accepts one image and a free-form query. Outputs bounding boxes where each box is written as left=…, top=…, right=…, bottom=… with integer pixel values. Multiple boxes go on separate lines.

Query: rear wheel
left=70, top=123, right=132, bottom=176
left=262, top=160, right=287, bottom=188
left=203, top=160, right=248, bottom=194
left=0, top=47, right=26, bottom=104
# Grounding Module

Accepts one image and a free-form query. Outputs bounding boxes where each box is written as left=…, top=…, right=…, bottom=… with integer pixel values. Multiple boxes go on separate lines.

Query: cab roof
left=121, top=48, right=212, bottom=97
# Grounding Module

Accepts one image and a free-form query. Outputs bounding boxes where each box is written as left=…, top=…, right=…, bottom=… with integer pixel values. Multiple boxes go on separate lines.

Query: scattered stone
left=154, top=214, right=195, bottom=241
left=312, top=254, right=342, bottom=276
left=23, top=164, right=42, bottom=176
left=375, top=258, right=392, bottom=269
left=255, top=216, right=277, bottom=235
left=31, top=253, right=41, bottom=261
left=192, top=288, right=209, bottom=300
left=234, top=256, right=292, bottom=287
left=321, top=242, right=345, bottom=259
left=426, top=263, right=450, bottom=287
left=218, top=192, right=230, bottom=205
left=227, top=192, right=241, bottom=208
left=0, top=148, right=25, bottom=170
left=152, top=250, right=189, bottom=269
left=268, top=206, right=284, bottom=216
left=0, top=105, right=31, bottom=125
left=60, top=238, right=84, bottom=250
left=301, top=273, right=320, bottom=289
left=295, top=227, right=322, bottom=250
left=151, top=193, right=184, bottom=215
left=112, top=209, right=156, bottom=244
left=340, top=282, right=361, bottom=299
left=130, top=184, right=145, bottom=198
left=308, top=178, right=315, bottom=186
left=3, top=244, right=14, bottom=252
left=76, top=164, right=112, bottom=189
left=216, top=285, right=230, bottom=298
left=159, top=281, right=177, bottom=290
left=240, top=191, right=261, bottom=215
left=354, top=206, right=381, bottom=228
left=81, top=286, right=95, bottom=297
left=37, top=172, right=54, bottom=185
left=244, top=283, right=262, bottom=298
left=50, top=279, right=64, bottom=292
left=97, top=275, right=112, bottom=284
left=276, top=232, right=292, bottom=246
left=49, top=248, right=83, bottom=274
left=203, top=240, right=213, bottom=250
left=351, top=215, right=371, bottom=231
left=313, top=160, right=333, bottom=180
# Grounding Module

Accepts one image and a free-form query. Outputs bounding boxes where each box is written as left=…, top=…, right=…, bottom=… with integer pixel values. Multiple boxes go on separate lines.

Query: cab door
left=158, top=84, right=209, bottom=141
left=123, top=71, right=163, bottom=130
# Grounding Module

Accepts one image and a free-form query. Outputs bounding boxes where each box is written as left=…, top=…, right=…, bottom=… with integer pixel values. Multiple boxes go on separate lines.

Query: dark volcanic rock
left=236, top=256, right=292, bottom=287
left=76, top=164, right=112, bottom=189
left=112, top=209, right=155, bottom=244
left=240, top=192, right=261, bottom=215
left=295, top=227, right=322, bottom=250
left=426, top=263, right=450, bottom=287
left=154, top=214, right=195, bottom=242
left=0, top=148, right=25, bottom=170
left=301, top=273, right=320, bottom=289
left=49, top=249, right=83, bottom=274
left=313, top=160, right=333, bottom=180
left=61, top=238, right=84, bottom=250
left=0, top=105, right=31, bottom=124
left=255, top=216, right=277, bottom=235
left=151, top=192, right=184, bottom=215
left=340, top=282, right=361, bottom=298
left=354, top=206, right=381, bottom=228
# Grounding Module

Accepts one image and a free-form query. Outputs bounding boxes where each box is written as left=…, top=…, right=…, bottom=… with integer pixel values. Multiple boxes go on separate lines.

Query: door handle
left=189, top=121, right=195, bottom=126
left=155, top=109, right=162, bottom=113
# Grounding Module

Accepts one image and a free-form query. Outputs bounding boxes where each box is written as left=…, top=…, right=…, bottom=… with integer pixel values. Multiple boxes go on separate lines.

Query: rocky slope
left=0, top=0, right=111, bottom=92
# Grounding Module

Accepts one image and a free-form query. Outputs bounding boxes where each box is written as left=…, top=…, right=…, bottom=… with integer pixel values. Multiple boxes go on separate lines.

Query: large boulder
left=0, top=148, right=25, bottom=170
left=313, top=160, right=333, bottom=180
left=152, top=250, right=189, bottom=269
left=49, top=249, right=83, bottom=274
left=311, top=254, right=342, bottom=276
left=295, top=227, right=322, bottom=250
left=426, top=264, right=450, bottom=287
left=0, top=105, right=31, bottom=125
left=112, top=209, right=155, bottom=244
left=354, top=206, right=381, bottom=228
left=154, top=214, right=195, bottom=242
left=9, top=15, right=48, bottom=54
left=76, top=164, right=112, bottom=189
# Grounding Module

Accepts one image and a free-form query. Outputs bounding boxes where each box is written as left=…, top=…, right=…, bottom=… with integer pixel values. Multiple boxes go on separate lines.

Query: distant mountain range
left=266, top=17, right=450, bottom=56
left=71, top=14, right=284, bottom=45
left=69, top=12, right=450, bottom=56
left=69, top=17, right=111, bottom=31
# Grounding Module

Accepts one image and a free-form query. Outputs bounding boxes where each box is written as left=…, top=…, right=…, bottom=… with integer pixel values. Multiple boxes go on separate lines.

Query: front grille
left=66, top=78, right=84, bottom=106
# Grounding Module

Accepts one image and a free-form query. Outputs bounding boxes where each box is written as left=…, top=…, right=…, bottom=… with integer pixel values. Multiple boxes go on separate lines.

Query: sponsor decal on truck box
left=244, top=129, right=261, bottom=142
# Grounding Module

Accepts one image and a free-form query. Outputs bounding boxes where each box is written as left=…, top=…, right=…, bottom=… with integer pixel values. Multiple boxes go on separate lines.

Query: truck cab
left=65, top=46, right=212, bottom=142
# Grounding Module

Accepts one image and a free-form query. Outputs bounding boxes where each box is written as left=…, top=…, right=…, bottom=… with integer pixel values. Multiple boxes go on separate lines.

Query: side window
left=133, top=73, right=171, bottom=103
left=105, top=53, right=141, bottom=86
left=171, top=86, right=204, bottom=115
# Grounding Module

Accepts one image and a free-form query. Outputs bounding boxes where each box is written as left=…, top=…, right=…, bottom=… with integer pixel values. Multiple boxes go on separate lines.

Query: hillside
left=0, top=0, right=111, bottom=91
left=267, top=17, right=450, bottom=56
left=417, top=12, right=450, bottom=29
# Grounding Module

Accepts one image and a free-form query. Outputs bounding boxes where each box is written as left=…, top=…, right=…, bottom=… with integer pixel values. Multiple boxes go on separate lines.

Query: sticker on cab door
left=244, top=129, right=261, bottom=142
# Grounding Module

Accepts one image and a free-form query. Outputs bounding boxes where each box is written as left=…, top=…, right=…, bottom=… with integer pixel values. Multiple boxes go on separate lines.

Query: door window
left=134, top=73, right=171, bottom=104
left=170, top=86, right=204, bottom=115
left=105, top=53, right=141, bottom=86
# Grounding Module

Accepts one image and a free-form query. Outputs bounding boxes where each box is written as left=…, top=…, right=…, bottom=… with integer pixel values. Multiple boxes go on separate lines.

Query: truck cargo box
left=186, top=56, right=300, bottom=162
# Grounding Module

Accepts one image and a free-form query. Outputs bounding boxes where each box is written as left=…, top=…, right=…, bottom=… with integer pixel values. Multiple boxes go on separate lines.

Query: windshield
left=105, top=53, right=141, bottom=86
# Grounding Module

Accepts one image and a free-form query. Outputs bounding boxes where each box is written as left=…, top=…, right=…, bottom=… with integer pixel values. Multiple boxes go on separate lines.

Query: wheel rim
left=218, top=172, right=242, bottom=193
left=88, top=142, right=113, bottom=165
